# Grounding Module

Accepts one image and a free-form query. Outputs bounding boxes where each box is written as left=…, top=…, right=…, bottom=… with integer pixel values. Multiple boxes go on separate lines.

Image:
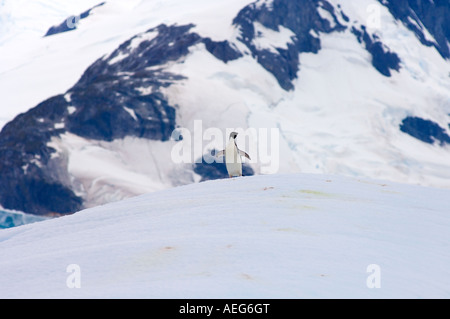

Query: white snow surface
left=252, top=22, right=295, bottom=53
left=0, top=173, right=449, bottom=298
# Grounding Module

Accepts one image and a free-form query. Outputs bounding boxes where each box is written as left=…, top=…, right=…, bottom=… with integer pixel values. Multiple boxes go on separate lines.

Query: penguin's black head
left=229, top=132, right=238, bottom=140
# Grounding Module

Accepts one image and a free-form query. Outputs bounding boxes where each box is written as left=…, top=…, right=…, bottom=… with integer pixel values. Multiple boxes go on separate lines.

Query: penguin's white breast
left=225, top=142, right=242, bottom=176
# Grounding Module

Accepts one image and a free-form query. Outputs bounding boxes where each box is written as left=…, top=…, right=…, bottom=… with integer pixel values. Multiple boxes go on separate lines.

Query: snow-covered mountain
left=1, top=173, right=449, bottom=298
left=0, top=0, right=449, bottom=216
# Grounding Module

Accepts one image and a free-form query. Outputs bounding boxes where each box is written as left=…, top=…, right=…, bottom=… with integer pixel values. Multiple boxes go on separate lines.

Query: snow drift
left=1, top=173, right=449, bottom=298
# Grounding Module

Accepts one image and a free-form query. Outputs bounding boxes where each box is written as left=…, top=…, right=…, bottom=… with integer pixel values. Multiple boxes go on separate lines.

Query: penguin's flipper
left=215, top=150, right=225, bottom=157
left=238, top=150, right=251, bottom=160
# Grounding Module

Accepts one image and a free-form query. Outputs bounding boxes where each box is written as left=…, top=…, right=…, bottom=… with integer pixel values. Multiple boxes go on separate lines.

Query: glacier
left=0, top=209, right=47, bottom=229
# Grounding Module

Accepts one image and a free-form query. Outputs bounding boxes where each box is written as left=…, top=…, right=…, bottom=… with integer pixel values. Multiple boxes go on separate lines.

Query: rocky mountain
left=0, top=0, right=449, bottom=215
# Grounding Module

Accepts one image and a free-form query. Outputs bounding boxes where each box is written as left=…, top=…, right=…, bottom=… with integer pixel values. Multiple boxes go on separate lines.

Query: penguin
left=216, top=132, right=251, bottom=178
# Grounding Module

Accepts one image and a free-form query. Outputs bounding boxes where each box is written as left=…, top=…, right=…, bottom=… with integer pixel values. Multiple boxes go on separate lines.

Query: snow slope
left=0, top=0, right=252, bottom=129
left=0, top=0, right=105, bottom=128
left=1, top=173, right=449, bottom=298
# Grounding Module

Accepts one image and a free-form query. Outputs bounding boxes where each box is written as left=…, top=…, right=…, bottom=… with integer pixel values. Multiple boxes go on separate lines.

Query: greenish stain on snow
left=298, top=189, right=334, bottom=197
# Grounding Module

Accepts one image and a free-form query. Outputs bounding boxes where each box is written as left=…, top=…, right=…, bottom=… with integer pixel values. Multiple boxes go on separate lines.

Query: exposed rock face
left=400, top=117, right=450, bottom=145
left=44, top=2, right=106, bottom=37
left=233, top=0, right=346, bottom=90
left=380, top=0, right=450, bottom=59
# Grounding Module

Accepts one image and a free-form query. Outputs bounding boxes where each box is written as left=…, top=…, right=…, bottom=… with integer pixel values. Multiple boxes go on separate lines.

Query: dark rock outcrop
left=193, top=152, right=254, bottom=182
left=380, top=0, right=450, bottom=59
left=351, top=25, right=401, bottom=76
left=400, top=116, right=450, bottom=145
left=233, top=0, right=346, bottom=90
left=44, top=2, right=106, bottom=37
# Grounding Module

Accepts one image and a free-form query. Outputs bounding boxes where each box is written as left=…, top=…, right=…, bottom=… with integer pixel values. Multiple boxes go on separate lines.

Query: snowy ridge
left=0, top=173, right=449, bottom=298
